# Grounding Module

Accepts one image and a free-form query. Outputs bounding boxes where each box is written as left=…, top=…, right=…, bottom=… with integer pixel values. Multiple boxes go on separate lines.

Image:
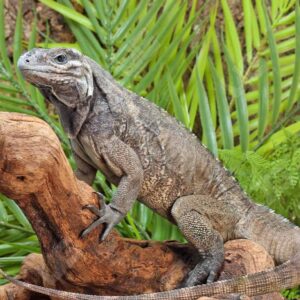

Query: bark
left=0, top=112, right=283, bottom=300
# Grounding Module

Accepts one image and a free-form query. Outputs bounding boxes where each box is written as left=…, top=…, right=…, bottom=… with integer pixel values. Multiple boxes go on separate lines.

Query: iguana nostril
left=25, top=59, right=30, bottom=63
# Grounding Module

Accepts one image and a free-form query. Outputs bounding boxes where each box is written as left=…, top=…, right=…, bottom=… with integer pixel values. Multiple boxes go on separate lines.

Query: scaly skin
left=9, top=48, right=300, bottom=299
left=1, top=256, right=300, bottom=299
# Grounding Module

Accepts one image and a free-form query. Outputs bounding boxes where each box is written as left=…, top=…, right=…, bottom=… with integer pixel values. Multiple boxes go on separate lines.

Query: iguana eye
left=54, top=54, right=68, bottom=64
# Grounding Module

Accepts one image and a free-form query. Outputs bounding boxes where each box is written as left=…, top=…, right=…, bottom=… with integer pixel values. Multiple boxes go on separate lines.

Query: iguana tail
left=1, top=256, right=300, bottom=300
left=235, top=204, right=300, bottom=265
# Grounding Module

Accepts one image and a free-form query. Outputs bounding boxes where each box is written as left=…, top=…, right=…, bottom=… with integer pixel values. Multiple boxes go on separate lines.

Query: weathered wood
left=0, top=112, right=283, bottom=300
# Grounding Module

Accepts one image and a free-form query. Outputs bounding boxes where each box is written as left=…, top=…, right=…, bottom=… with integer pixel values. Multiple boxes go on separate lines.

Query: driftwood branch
left=0, top=112, right=283, bottom=300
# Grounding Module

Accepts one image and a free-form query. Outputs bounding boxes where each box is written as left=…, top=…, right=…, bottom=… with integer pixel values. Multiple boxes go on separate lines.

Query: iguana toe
left=80, top=198, right=124, bottom=241
left=80, top=217, right=105, bottom=238
left=82, top=204, right=103, bottom=217
left=182, top=255, right=223, bottom=287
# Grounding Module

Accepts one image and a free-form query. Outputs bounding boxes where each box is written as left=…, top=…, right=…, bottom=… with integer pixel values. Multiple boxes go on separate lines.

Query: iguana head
left=18, top=48, right=94, bottom=108
left=18, top=48, right=96, bottom=138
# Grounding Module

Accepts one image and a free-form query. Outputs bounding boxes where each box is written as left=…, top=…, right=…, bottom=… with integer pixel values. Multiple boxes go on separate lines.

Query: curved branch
left=0, top=112, right=283, bottom=300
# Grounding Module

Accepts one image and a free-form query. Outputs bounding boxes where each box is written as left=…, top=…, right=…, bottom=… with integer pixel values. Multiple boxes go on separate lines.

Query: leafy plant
left=0, top=4, right=299, bottom=298
left=219, top=133, right=300, bottom=224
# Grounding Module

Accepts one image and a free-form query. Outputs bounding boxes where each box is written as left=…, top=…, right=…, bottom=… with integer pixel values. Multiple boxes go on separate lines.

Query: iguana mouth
left=19, top=68, right=48, bottom=73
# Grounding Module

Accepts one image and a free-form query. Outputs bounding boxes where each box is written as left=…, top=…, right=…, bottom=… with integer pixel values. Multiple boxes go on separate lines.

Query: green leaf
left=196, top=68, right=217, bottom=156
left=209, top=59, right=233, bottom=149
left=134, top=13, right=197, bottom=94
left=28, top=10, right=37, bottom=50
left=2, top=197, right=31, bottom=230
left=39, top=0, right=94, bottom=31
left=80, top=0, right=106, bottom=44
left=93, top=0, right=107, bottom=26
left=257, top=121, right=300, bottom=154
left=0, top=240, right=39, bottom=253
left=111, top=0, right=129, bottom=31
left=221, top=0, right=243, bottom=74
left=243, top=0, right=253, bottom=63
left=36, top=42, right=80, bottom=49
left=167, top=70, right=189, bottom=127
left=13, top=0, right=25, bottom=89
left=0, top=0, right=12, bottom=74
left=187, top=9, right=214, bottom=128
left=63, top=0, right=106, bottom=61
left=204, top=66, right=217, bottom=129
left=125, top=213, right=141, bottom=240
left=112, top=0, right=148, bottom=43
left=262, top=2, right=282, bottom=126
left=0, top=201, right=8, bottom=223
left=120, top=5, right=183, bottom=85
left=251, top=1, right=261, bottom=49
left=256, top=0, right=267, bottom=35
left=224, top=46, right=249, bottom=152
left=0, top=256, right=25, bottom=265
left=111, top=0, right=162, bottom=64
left=0, top=94, right=28, bottom=105
left=211, top=27, right=225, bottom=87
left=0, top=103, right=37, bottom=116
left=0, top=83, right=18, bottom=93
left=258, top=58, right=269, bottom=140
left=286, top=0, right=300, bottom=111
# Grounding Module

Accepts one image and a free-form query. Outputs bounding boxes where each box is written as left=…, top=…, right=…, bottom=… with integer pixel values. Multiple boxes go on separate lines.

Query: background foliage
left=0, top=0, right=299, bottom=298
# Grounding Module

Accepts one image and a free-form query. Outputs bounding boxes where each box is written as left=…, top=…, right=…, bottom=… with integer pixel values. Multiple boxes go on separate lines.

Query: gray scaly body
left=7, top=47, right=299, bottom=299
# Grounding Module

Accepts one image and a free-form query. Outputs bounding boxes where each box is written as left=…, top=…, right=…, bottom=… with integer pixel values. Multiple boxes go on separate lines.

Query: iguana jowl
left=9, top=47, right=300, bottom=299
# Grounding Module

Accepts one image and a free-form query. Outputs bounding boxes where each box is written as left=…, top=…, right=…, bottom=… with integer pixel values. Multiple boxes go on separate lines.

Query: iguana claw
left=82, top=192, right=106, bottom=217
left=80, top=192, right=123, bottom=241
left=181, top=254, right=223, bottom=286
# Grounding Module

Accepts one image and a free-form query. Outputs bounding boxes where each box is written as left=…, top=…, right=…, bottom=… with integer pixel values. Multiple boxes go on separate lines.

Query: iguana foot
left=80, top=192, right=123, bottom=241
left=181, top=254, right=223, bottom=286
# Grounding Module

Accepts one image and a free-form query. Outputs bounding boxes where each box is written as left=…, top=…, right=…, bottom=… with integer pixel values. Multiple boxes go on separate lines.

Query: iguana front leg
left=171, top=195, right=224, bottom=286
left=81, top=136, right=144, bottom=241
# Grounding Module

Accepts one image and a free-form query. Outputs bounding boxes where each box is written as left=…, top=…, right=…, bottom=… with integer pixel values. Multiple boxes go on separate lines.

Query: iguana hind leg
left=171, top=195, right=224, bottom=287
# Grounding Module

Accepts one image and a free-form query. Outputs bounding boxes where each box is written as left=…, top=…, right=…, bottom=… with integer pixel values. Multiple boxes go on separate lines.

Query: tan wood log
left=0, top=112, right=283, bottom=300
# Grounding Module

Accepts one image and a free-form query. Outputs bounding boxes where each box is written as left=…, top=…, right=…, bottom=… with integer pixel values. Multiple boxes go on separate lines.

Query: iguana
left=6, top=47, right=299, bottom=299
